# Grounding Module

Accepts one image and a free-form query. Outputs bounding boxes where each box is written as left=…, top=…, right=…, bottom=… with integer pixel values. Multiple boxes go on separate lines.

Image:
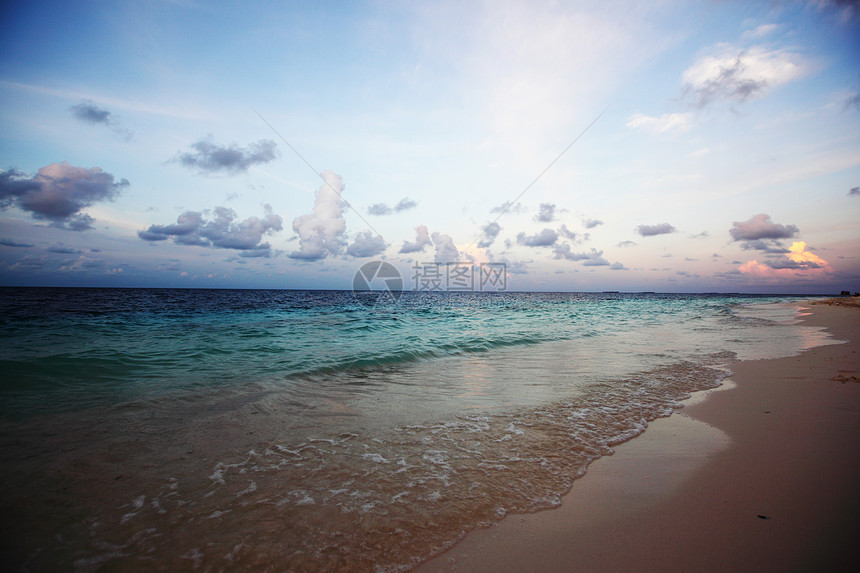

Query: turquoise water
left=0, top=288, right=836, bottom=571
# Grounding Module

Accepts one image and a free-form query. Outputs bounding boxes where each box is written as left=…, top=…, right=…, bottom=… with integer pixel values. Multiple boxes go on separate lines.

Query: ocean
left=0, top=288, right=837, bottom=571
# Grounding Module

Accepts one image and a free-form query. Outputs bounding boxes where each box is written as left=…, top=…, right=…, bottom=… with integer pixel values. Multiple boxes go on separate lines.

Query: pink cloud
left=738, top=241, right=831, bottom=278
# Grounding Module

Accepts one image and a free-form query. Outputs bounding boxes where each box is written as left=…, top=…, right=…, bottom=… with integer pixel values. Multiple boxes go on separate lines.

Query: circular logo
left=352, top=261, right=403, bottom=308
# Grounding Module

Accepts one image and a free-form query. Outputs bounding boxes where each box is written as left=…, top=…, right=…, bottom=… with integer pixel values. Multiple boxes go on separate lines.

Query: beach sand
left=416, top=300, right=860, bottom=572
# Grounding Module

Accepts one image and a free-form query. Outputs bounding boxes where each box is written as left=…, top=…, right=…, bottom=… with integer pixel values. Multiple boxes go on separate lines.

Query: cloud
left=0, top=162, right=128, bottom=230
left=138, top=211, right=204, bottom=243
left=289, top=171, right=347, bottom=260
left=399, top=225, right=432, bottom=254
left=609, top=262, right=627, bottom=270
left=517, top=228, right=558, bottom=247
left=742, top=23, right=777, bottom=40
left=490, top=200, right=526, bottom=214
left=47, top=245, right=82, bottom=254
left=70, top=100, right=133, bottom=139
left=367, top=203, right=391, bottom=216
left=553, top=244, right=608, bottom=265
left=635, top=223, right=676, bottom=236
left=617, top=240, right=637, bottom=248
left=558, top=224, right=587, bottom=243
left=139, top=205, right=283, bottom=254
left=583, top=218, right=603, bottom=229
left=431, top=231, right=459, bottom=263
left=738, top=242, right=832, bottom=278
left=477, top=221, right=501, bottom=248
left=0, top=238, right=34, bottom=247
left=71, top=101, right=111, bottom=124
left=729, top=213, right=798, bottom=241
left=849, top=187, right=859, bottom=196
left=739, top=239, right=789, bottom=253
left=583, top=252, right=611, bottom=266
left=367, top=197, right=418, bottom=216
left=347, top=231, right=387, bottom=258
left=534, top=203, right=556, bottom=222
left=175, top=136, right=278, bottom=174
left=846, top=93, right=860, bottom=111
left=682, top=46, right=805, bottom=108
left=394, top=197, right=417, bottom=212
left=689, top=231, right=709, bottom=239
left=626, top=112, right=693, bottom=134
left=814, top=0, right=860, bottom=22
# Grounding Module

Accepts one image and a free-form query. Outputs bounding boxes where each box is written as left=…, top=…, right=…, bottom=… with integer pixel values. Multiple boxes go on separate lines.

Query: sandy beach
left=416, top=299, right=860, bottom=572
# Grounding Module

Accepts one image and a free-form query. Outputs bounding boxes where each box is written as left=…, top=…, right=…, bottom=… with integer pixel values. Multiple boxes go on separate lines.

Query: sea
left=0, top=288, right=838, bottom=572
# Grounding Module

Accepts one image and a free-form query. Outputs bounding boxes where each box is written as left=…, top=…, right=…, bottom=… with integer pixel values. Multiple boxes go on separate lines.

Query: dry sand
left=416, top=300, right=860, bottom=572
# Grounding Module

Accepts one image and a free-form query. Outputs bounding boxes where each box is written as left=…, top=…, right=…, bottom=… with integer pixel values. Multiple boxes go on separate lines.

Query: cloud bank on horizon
left=0, top=0, right=858, bottom=293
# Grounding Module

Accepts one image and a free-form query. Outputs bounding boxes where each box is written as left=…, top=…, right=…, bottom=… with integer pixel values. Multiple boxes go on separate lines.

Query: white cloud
left=626, top=112, right=693, bottom=134
left=682, top=45, right=806, bottom=108
left=289, top=171, right=347, bottom=260
left=347, top=231, right=387, bottom=258
left=742, top=23, right=777, bottom=40
left=431, top=231, right=459, bottom=263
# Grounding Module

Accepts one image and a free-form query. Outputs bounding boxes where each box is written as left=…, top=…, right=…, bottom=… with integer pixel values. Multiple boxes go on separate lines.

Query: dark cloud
left=394, top=197, right=417, bottom=212
left=347, top=231, right=387, bottom=258
left=534, top=203, right=556, bottom=222
left=399, top=225, right=432, bottom=254
left=553, top=244, right=609, bottom=266
left=617, top=240, right=637, bottom=248
left=739, top=239, right=789, bottom=253
left=367, top=203, right=392, bottom=216
left=70, top=101, right=133, bottom=140
left=367, top=197, right=418, bottom=216
left=139, top=204, right=283, bottom=254
left=175, top=136, right=279, bottom=174
left=764, top=258, right=822, bottom=270
left=490, top=200, right=526, bottom=214
left=609, top=262, right=627, bottom=270
left=583, top=218, right=603, bottom=229
left=477, top=221, right=501, bottom=248
left=70, top=101, right=111, bottom=124
left=846, top=93, right=860, bottom=111
left=48, top=245, right=82, bottom=254
left=849, top=187, right=859, bottom=196
left=636, top=223, right=676, bottom=236
left=558, top=224, right=587, bottom=243
left=0, top=238, right=34, bottom=248
left=729, top=213, right=797, bottom=241
left=138, top=211, right=205, bottom=244
left=0, top=162, right=128, bottom=230
left=517, top=228, right=558, bottom=247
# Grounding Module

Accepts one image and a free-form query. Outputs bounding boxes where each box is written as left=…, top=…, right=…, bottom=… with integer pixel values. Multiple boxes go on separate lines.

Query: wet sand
left=416, top=299, right=860, bottom=572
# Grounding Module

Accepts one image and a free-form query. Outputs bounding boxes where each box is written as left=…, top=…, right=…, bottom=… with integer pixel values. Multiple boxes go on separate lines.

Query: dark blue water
left=0, top=287, right=805, bottom=418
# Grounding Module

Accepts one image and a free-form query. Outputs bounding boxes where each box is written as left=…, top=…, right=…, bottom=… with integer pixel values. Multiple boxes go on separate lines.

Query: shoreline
left=415, top=300, right=860, bottom=572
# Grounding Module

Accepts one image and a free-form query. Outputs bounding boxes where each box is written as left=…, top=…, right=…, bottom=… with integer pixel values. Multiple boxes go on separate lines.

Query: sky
left=1, top=0, right=859, bottom=293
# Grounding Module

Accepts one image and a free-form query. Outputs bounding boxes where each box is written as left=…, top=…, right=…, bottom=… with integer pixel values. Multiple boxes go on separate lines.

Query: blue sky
left=1, top=0, right=858, bottom=293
